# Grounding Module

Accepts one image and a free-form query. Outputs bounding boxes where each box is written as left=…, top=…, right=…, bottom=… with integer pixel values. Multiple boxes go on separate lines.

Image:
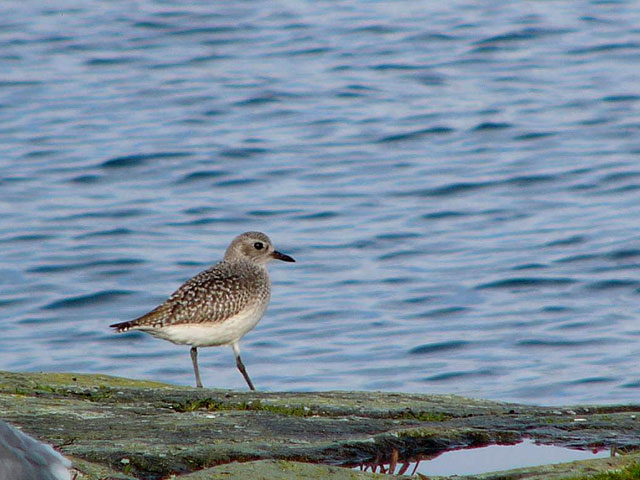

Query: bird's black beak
left=272, top=250, right=295, bottom=262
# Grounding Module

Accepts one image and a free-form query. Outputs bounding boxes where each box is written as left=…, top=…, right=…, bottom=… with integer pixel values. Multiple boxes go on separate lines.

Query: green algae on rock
left=0, top=371, right=639, bottom=480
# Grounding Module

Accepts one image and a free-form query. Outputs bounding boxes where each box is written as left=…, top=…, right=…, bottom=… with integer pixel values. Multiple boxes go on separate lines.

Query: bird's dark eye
left=254, top=242, right=264, bottom=250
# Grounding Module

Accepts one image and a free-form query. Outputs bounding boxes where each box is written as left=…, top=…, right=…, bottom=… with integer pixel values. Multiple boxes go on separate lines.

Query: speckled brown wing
left=110, top=261, right=269, bottom=332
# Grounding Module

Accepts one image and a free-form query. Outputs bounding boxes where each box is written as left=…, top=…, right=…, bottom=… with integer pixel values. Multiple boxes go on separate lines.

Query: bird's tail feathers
left=109, top=320, right=135, bottom=333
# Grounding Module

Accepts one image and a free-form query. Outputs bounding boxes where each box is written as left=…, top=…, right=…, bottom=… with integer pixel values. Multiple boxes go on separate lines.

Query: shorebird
left=110, top=231, right=295, bottom=390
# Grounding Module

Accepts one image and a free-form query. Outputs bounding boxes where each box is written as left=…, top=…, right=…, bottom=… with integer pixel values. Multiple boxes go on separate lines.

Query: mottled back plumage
left=115, top=260, right=270, bottom=331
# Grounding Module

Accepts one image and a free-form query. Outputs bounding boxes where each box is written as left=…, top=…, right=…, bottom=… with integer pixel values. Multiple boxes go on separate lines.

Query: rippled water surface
left=2, top=1, right=640, bottom=405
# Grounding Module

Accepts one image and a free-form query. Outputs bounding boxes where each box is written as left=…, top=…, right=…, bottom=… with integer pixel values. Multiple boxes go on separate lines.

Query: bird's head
left=225, top=231, right=295, bottom=266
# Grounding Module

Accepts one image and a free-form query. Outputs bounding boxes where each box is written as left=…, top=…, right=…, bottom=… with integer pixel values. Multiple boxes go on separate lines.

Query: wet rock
left=179, top=459, right=407, bottom=479
left=0, top=371, right=638, bottom=479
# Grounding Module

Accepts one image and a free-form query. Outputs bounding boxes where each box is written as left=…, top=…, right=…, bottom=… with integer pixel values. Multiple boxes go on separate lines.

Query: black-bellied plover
left=110, top=231, right=295, bottom=390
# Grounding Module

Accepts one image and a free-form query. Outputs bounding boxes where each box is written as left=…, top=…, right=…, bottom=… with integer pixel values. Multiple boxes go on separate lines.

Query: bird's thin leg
left=232, top=342, right=255, bottom=391
left=190, top=346, right=203, bottom=388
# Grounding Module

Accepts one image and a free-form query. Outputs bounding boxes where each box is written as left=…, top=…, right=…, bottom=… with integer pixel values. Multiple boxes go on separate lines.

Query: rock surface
left=0, top=371, right=638, bottom=479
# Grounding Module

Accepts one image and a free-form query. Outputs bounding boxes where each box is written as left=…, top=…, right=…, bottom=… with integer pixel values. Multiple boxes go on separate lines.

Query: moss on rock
left=0, top=371, right=639, bottom=480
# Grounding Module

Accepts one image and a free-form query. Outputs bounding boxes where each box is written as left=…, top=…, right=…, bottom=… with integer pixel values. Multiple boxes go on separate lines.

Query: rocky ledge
left=0, top=371, right=638, bottom=479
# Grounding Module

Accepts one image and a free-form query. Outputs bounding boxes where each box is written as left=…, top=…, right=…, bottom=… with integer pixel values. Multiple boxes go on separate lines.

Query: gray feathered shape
left=0, top=420, right=71, bottom=480
left=111, top=259, right=270, bottom=331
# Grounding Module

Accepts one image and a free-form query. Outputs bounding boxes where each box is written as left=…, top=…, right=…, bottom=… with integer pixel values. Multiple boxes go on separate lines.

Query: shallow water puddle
left=357, top=439, right=611, bottom=476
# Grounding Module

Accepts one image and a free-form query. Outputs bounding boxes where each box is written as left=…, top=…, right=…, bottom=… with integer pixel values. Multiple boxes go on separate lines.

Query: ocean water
left=1, top=0, right=640, bottom=405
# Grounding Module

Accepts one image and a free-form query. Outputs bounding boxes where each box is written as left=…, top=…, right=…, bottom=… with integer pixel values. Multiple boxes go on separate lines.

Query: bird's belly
left=142, top=305, right=266, bottom=347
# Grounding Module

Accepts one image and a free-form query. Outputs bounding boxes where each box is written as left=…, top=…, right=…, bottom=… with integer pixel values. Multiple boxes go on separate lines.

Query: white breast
left=141, top=303, right=267, bottom=347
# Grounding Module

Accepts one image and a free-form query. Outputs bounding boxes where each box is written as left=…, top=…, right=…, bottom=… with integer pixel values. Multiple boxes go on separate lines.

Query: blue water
left=1, top=1, right=640, bottom=405
left=358, top=440, right=611, bottom=476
